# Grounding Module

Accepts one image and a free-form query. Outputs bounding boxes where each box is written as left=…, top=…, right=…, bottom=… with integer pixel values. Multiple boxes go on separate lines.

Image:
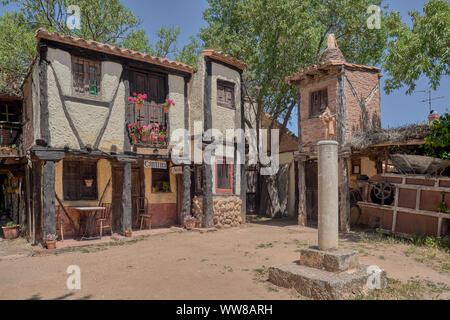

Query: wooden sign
left=144, top=161, right=167, bottom=169
left=170, top=166, right=183, bottom=175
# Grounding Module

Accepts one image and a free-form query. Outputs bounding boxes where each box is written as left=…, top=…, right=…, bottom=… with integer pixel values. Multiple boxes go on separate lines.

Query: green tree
left=383, top=0, right=450, bottom=95
left=199, top=0, right=392, bottom=136
left=0, top=12, right=35, bottom=90
left=424, top=113, right=450, bottom=160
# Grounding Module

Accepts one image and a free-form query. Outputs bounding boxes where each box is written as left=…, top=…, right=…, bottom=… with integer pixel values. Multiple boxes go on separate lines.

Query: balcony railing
left=128, top=101, right=169, bottom=149
left=0, top=122, right=21, bottom=156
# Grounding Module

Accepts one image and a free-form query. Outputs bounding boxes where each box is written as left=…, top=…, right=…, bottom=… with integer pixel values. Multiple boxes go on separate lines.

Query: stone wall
left=192, top=195, right=243, bottom=228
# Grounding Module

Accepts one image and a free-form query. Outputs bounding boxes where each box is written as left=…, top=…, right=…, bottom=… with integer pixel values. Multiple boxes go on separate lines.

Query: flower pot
left=163, top=106, right=170, bottom=113
left=1, top=149, right=9, bottom=155
left=185, top=221, right=196, bottom=230
left=11, top=149, right=19, bottom=156
left=46, top=240, right=56, bottom=250
left=142, top=133, right=151, bottom=143
left=135, top=102, right=144, bottom=110
left=125, top=231, right=132, bottom=238
left=130, top=133, right=139, bottom=144
left=2, top=225, right=19, bottom=240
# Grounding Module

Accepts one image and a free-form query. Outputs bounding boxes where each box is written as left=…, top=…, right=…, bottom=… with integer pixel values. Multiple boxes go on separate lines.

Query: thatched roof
left=349, top=123, right=431, bottom=151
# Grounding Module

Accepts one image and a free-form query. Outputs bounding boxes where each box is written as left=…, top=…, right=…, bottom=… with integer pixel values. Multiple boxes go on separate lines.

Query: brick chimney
left=428, top=112, right=440, bottom=123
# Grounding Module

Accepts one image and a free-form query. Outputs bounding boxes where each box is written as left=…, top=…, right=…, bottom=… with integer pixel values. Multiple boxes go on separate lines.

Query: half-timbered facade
left=18, top=29, right=247, bottom=243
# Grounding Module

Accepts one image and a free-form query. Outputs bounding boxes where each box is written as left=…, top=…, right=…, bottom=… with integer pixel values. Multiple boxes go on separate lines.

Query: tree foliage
left=199, top=0, right=391, bottom=132
left=424, top=113, right=450, bottom=160
left=383, top=0, right=450, bottom=95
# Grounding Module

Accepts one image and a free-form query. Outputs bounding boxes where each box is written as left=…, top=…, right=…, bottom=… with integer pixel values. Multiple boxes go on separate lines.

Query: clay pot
left=141, top=133, right=150, bottom=143
left=2, top=225, right=19, bottom=240
left=46, top=240, right=56, bottom=250
left=125, top=231, right=132, bottom=238
left=163, top=106, right=170, bottom=113
left=135, top=102, right=144, bottom=110
left=185, top=221, right=196, bottom=230
left=130, top=134, right=139, bottom=144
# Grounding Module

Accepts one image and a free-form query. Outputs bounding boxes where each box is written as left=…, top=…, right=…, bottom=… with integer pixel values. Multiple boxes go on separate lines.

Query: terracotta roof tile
left=202, top=49, right=247, bottom=70
left=35, top=28, right=196, bottom=74
left=286, top=61, right=381, bottom=84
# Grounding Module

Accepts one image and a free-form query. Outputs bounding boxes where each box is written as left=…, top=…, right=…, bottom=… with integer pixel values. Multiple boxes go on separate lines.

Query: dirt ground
left=0, top=218, right=449, bottom=300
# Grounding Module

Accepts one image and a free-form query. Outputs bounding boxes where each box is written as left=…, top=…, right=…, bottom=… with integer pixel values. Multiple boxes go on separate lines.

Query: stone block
left=269, top=262, right=386, bottom=300
left=299, top=247, right=360, bottom=273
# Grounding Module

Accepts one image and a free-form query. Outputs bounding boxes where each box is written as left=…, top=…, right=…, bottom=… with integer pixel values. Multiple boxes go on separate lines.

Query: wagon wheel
left=372, top=182, right=393, bottom=205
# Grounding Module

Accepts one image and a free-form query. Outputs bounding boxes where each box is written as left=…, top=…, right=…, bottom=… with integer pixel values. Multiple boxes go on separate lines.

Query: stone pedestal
left=269, top=247, right=386, bottom=300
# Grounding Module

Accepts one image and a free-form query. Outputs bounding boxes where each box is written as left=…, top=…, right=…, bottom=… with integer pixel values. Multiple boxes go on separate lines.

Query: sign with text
left=144, top=161, right=167, bottom=169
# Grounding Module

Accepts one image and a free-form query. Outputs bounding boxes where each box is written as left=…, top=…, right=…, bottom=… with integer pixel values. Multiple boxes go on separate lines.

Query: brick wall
left=345, top=70, right=381, bottom=139
left=299, top=77, right=337, bottom=145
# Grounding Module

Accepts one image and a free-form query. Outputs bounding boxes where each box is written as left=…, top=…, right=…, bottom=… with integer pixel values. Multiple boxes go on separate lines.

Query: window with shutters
left=72, top=56, right=101, bottom=98
left=130, top=71, right=168, bottom=127
left=63, top=160, right=98, bottom=201
left=217, top=80, right=235, bottom=109
left=310, top=88, right=328, bottom=117
left=215, top=159, right=233, bottom=194
left=0, top=101, right=20, bottom=123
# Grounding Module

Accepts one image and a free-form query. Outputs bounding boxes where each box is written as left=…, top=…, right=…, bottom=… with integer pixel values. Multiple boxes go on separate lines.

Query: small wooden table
left=70, top=207, right=106, bottom=241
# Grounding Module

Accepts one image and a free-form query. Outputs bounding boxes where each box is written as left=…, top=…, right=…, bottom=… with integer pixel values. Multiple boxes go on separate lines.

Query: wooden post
left=298, top=160, right=307, bottom=226
left=42, top=160, right=56, bottom=238
left=202, top=57, right=214, bottom=228
left=182, top=165, right=191, bottom=225
left=339, top=157, right=350, bottom=232
left=122, top=161, right=132, bottom=234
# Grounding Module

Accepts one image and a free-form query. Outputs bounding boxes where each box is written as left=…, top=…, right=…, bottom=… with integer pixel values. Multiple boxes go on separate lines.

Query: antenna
left=416, top=89, right=445, bottom=113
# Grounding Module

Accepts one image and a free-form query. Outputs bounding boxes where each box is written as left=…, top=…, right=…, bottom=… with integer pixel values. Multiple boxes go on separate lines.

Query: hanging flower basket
left=128, top=93, right=147, bottom=111
left=84, top=179, right=94, bottom=187
left=162, top=99, right=175, bottom=113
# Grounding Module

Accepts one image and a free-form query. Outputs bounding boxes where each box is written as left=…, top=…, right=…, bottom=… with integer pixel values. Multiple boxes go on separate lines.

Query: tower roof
left=319, top=34, right=346, bottom=63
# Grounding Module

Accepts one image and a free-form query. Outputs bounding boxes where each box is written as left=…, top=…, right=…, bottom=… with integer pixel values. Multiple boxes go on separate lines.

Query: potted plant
left=45, top=234, right=57, bottom=250
left=152, top=185, right=159, bottom=193
left=84, top=178, right=94, bottom=187
left=2, top=221, right=19, bottom=240
left=1, top=146, right=9, bottom=155
left=10, top=145, right=19, bottom=155
left=128, top=93, right=147, bottom=110
left=141, top=125, right=152, bottom=143
left=184, top=215, right=197, bottom=230
left=162, top=99, right=175, bottom=113
left=162, top=181, right=170, bottom=193
left=128, top=123, right=141, bottom=144
left=125, top=227, right=133, bottom=238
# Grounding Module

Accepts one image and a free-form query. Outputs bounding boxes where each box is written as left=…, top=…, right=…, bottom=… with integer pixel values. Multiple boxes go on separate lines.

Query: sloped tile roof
left=202, top=49, right=247, bottom=70
left=35, top=28, right=196, bottom=74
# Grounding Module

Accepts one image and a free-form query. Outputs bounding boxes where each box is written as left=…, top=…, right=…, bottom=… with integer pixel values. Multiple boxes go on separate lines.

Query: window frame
left=0, top=101, right=21, bottom=123
left=71, top=56, right=102, bottom=99
left=151, top=166, right=171, bottom=193
left=63, top=160, right=98, bottom=201
left=215, top=158, right=234, bottom=194
left=217, top=79, right=235, bottom=109
left=310, top=88, right=328, bottom=118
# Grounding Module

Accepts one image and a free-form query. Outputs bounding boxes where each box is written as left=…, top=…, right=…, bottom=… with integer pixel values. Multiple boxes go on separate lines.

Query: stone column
left=317, top=140, right=339, bottom=251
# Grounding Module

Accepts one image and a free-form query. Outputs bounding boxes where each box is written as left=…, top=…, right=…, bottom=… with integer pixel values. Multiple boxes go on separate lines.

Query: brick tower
left=286, top=34, right=382, bottom=230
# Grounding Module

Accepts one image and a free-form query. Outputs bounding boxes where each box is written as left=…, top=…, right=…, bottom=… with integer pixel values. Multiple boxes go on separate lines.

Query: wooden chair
left=97, top=204, right=113, bottom=238
left=134, top=197, right=152, bottom=230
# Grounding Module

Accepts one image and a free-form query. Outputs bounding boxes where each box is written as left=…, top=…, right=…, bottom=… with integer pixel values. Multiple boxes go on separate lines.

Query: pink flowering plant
left=184, top=215, right=197, bottom=222
left=128, top=123, right=142, bottom=135
left=45, top=234, right=57, bottom=242
left=128, top=92, right=147, bottom=104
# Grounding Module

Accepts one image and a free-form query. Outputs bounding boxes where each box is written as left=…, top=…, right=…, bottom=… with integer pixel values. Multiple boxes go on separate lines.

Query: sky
left=1, top=0, right=448, bottom=135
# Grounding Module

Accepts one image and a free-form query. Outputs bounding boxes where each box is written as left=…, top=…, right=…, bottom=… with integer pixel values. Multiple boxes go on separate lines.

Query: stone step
left=269, top=262, right=386, bottom=300
left=299, top=247, right=360, bottom=273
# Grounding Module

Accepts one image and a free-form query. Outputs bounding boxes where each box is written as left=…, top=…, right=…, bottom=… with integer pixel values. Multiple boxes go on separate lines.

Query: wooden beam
left=297, top=161, right=307, bottom=226
left=42, top=160, right=56, bottom=238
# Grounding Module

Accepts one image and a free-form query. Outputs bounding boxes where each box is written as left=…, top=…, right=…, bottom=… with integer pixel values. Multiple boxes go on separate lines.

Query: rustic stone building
left=286, top=34, right=382, bottom=230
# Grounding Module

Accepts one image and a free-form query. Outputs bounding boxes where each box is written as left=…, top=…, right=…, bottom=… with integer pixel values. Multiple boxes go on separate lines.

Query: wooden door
left=305, top=160, right=318, bottom=222
left=131, top=167, right=142, bottom=228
